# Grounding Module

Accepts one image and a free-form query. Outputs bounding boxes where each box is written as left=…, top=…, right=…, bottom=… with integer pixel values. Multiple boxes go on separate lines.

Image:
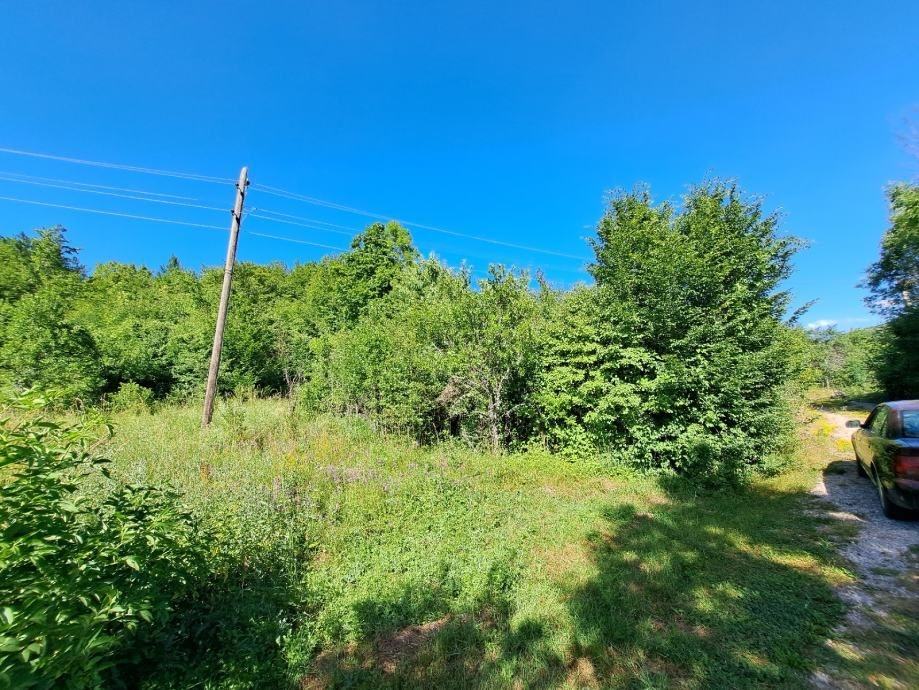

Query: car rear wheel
left=874, top=468, right=911, bottom=520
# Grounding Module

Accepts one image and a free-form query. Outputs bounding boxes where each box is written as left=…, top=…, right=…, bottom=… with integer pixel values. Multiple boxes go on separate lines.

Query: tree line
left=4, top=179, right=915, bottom=482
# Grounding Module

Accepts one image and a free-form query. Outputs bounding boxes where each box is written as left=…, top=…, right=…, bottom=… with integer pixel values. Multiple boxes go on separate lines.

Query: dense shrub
left=547, top=183, right=803, bottom=482
left=304, top=263, right=544, bottom=449
left=1, top=179, right=810, bottom=483
left=0, top=230, right=101, bottom=405
left=297, top=259, right=462, bottom=437
left=0, top=392, right=206, bottom=688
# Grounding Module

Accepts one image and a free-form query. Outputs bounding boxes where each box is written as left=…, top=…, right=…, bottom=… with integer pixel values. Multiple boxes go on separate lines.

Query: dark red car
left=849, top=401, right=919, bottom=519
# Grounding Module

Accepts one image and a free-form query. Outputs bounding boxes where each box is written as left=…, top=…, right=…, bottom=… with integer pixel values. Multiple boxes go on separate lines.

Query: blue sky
left=1, top=1, right=917, bottom=329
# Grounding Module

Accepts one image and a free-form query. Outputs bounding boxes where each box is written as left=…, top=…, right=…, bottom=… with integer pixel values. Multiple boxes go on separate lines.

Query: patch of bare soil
left=810, top=409, right=919, bottom=689
left=301, top=614, right=463, bottom=689
left=374, top=615, right=456, bottom=673
left=565, top=656, right=599, bottom=688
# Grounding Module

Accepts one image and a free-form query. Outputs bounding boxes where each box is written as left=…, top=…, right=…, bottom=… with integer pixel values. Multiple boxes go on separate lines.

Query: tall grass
left=86, top=397, right=855, bottom=688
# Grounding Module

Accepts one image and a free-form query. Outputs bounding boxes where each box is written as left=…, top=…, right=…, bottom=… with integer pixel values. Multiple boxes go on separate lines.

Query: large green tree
left=864, top=184, right=919, bottom=398
left=541, top=183, right=803, bottom=481
left=864, top=184, right=919, bottom=315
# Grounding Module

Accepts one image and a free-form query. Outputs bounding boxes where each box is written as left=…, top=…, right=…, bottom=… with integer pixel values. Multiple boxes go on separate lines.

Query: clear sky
left=1, top=1, right=917, bottom=329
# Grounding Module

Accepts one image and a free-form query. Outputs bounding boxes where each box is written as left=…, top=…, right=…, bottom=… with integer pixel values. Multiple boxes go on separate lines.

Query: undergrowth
left=86, top=397, right=852, bottom=688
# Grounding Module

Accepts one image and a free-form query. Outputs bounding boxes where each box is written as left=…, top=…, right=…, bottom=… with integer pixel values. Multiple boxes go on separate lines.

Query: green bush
left=0, top=392, right=206, bottom=688
left=107, top=381, right=156, bottom=413
left=539, top=183, right=802, bottom=483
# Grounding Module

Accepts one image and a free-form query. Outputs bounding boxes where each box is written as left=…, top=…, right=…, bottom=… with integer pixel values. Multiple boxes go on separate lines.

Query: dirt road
left=810, top=409, right=919, bottom=688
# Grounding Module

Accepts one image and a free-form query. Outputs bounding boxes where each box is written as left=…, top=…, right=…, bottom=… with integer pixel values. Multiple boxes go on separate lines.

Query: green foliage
left=536, top=286, right=653, bottom=459
left=864, top=184, right=919, bottom=315
left=304, top=262, right=544, bottom=449
left=804, top=326, right=884, bottom=395
left=0, top=391, right=206, bottom=688
left=876, top=306, right=919, bottom=399
left=0, top=229, right=101, bottom=405
left=541, top=183, right=802, bottom=482
left=445, top=267, right=543, bottom=452
left=76, top=262, right=176, bottom=395
left=1, top=179, right=807, bottom=483
left=0, top=287, right=102, bottom=405
left=0, top=221, right=425, bottom=406
left=0, top=227, right=82, bottom=302
left=336, top=221, right=419, bottom=322
left=301, top=259, right=462, bottom=437
left=107, top=382, right=156, bottom=413
left=143, top=487, right=314, bottom=688
left=862, top=183, right=919, bottom=399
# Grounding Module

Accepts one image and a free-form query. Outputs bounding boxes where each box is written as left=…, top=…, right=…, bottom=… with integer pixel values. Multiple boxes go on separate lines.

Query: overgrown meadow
left=3, top=395, right=854, bottom=688
left=2, top=179, right=915, bottom=687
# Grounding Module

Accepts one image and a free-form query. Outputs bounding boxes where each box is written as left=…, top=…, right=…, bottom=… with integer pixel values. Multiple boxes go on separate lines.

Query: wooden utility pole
left=202, top=166, right=249, bottom=426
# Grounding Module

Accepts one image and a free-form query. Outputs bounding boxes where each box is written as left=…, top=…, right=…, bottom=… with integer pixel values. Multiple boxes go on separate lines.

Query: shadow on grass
left=304, top=477, right=848, bottom=689
left=565, top=479, right=845, bottom=688
left=306, top=592, right=567, bottom=690
left=109, top=562, right=303, bottom=689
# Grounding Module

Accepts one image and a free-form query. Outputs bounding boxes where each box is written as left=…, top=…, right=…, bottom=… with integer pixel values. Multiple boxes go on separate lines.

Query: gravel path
left=810, top=408, right=919, bottom=688
left=811, top=410, right=918, bottom=599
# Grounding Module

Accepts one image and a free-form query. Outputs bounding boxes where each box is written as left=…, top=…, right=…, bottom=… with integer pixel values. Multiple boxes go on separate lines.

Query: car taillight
left=893, top=451, right=919, bottom=478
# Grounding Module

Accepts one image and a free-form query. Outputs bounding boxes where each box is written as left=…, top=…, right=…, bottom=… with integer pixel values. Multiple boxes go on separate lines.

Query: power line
left=0, top=194, right=228, bottom=231
left=250, top=183, right=384, bottom=216
left=0, top=170, right=200, bottom=201
left=0, top=146, right=234, bottom=184
left=247, top=211, right=354, bottom=236
left=0, top=174, right=230, bottom=213
left=252, top=206, right=589, bottom=273
left=0, top=145, right=588, bottom=262
left=246, top=230, right=346, bottom=252
left=0, top=194, right=346, bottom=255
left=250, top=182, right=591, bottom=261
left=248, top=207, right=360, bottom=233
left=249, top=211, right=586, bottom=272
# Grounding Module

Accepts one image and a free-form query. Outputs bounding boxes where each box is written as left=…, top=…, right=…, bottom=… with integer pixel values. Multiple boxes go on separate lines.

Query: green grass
left=100, top=398, right=855, bottom=689
left=819, top=567, right=919, bottom=690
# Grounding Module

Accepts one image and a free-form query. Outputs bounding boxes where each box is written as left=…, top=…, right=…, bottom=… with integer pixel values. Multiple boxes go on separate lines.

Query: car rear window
left=902, top=410, right=919, bottom=438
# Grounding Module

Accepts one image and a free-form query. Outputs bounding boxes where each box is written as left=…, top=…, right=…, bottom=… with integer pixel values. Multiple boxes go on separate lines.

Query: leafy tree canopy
left=864, top=183, right=919, bottom=315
